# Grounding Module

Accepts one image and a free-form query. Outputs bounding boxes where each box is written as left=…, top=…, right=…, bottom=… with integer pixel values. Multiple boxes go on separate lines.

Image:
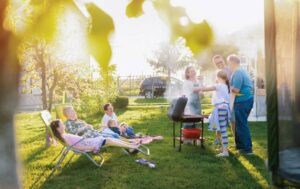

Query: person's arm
left=230, top=93, right=236, bottom=110
left=193, top=87, right=202, bottom=92
left=113, top=113, right=120, bottom=126
left=65, top=121, right=87, bottom=135
left=231, top=71, right=243, bottom=95
left=191, top=79, right=203, bottom=92
left=200, top=86, right=216, bottom=92
left=65, top=121, right=80, bottom=134
left=102, top=115, right=109, bottom=127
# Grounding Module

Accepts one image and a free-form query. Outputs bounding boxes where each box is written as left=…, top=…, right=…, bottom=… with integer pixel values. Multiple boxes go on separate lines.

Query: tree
left=147, top=37, right=196, bottom=80
left=99, top=64, right=118, bottom=103
left=19, top=39, right=90, bottom=111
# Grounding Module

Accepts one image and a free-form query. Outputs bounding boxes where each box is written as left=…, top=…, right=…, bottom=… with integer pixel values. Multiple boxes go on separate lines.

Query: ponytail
left=217, top=70, right=230, bottom=93
left=225, top=79, right=230, bottom=93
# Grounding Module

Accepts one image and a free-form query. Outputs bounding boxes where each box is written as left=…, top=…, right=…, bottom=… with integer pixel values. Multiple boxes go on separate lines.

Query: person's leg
left=126, top=126, right=135, bottom=137
left=230, top=110, right=236, bottom=137
left=217, top=107, right=229, bottom=156
left=234, top=98, right=253, bottom=153
left=234, top=103, right=244, bottom=151
left=105, top=138, right=140, bottom=149
left=213, top=131, right=221, bottom=145
left=241, top=98, right=254, bottom=153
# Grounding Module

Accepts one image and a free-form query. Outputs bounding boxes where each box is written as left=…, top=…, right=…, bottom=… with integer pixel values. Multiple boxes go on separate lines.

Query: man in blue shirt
left=228, top=54, right=254, bottom=155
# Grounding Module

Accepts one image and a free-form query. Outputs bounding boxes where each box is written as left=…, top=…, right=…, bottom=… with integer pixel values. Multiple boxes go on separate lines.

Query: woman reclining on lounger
left=50, top=120, right=140, bottom=153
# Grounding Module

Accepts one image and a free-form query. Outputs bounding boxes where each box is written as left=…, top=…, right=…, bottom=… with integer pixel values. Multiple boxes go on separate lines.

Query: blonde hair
left=63, top=106, right=74, bottom=117
left=107, top=119, right=115, bottom=127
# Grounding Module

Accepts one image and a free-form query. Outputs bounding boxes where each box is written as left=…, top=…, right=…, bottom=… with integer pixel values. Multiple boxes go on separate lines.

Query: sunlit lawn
left=16, top=98, right=270, bottom=189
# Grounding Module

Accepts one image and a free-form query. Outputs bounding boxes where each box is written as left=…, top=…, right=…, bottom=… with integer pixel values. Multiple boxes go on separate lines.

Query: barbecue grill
left=168, top=96, right=208, bottom=151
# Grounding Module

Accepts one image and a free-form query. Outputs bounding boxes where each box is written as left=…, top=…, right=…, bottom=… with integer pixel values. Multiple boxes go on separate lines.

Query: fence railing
left=117, top=74, right=159, bottom=96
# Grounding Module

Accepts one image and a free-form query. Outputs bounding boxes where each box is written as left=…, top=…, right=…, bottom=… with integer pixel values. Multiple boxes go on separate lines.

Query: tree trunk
left=167, top=69, right=171, bottom=84
left=48, top=72, right=58, bottom=111
left=40, top=60, right=51, bottom=147
left=41, top=60, right=47, bottom=110
left=0, top=1, right=21, bottom=188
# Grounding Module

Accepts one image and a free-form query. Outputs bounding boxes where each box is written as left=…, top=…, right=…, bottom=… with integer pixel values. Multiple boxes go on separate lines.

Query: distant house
left=18, top=74, right=43, bottom=112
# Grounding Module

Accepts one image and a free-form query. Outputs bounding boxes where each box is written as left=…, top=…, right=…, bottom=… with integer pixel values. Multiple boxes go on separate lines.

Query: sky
left=92, top=0, right=264, bottom=76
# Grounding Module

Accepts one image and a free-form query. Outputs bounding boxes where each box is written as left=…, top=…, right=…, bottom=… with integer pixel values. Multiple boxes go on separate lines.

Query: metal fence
left=117, top=74, right=159, bottom=97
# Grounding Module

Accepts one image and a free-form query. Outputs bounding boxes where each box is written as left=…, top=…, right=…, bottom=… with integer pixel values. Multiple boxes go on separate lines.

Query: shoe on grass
left=239, top=149, right=254, bottom=155
left=216, top=152, right=229, bottom=157
left=215, top=147, right=223, bottom=152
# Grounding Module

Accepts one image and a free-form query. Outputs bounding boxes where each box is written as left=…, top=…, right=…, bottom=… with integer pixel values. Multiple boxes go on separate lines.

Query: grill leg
left=173, top=121, right=175, bottom=148
left=179, top=121, right=182, bottom=152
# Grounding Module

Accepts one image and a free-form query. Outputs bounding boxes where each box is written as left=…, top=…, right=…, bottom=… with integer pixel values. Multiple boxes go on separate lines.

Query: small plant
left=113, top=96, right=129, bottom=109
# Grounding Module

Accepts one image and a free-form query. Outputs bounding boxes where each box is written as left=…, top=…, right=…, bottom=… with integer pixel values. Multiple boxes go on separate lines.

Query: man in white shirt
left=102, top=103, right=135, bottom=138
left=102, top=103, right=118, bottom=127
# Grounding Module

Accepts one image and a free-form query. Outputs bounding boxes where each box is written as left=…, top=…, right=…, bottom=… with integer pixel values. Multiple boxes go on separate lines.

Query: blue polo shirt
left=231, top=68, right=254, bottom=103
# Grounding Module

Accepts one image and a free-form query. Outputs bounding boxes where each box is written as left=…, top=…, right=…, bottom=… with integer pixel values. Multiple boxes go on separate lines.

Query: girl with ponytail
left=198, top=70, right=231, bottom=157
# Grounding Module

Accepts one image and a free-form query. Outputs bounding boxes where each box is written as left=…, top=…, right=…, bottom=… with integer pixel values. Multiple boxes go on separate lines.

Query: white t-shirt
left=182, top=79, right=203, bottom=115
left=102, top=113, right=118, bottom=127
left=182, top=80, right=203, bottom=97
left=212, top=83, right=230, bottom=105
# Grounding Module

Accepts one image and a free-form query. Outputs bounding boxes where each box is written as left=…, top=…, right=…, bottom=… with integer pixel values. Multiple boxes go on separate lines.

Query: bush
left=77, top=94, right=102, bottom=119
left=113, top=96, right=129, bottom=109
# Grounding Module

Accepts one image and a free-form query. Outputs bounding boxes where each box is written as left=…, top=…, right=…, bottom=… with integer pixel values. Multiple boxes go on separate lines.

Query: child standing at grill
left=199, top=71, right=230, bottom=157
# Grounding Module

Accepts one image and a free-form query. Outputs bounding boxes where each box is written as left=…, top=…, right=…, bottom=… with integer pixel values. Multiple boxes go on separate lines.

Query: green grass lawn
left=16, top=99, right=270, bottom=189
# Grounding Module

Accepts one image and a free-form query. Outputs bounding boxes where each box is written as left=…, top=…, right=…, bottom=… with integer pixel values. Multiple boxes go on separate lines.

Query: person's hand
left=197, top=76, right=204, bottom=81
left=120, top=126, right=126, bottom=134
left=193, top=87, right=202, bottom=93
left=112, top=133, right=120, bottom=138
left=86, top=124, right=93, bottom=129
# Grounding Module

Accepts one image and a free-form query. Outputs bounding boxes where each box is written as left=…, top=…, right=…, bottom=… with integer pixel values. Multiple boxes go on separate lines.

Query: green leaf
left=181, top=21, right=213, bottom=54
left=126, top=0, right=145, bottom=18
left=152, top=0, right=213, bottom=54
left=85, top=3, right=114, bottom=67
left=30, top=0, right=74, bottom=41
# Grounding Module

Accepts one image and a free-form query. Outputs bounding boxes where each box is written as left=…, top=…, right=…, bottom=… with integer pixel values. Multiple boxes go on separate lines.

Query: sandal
left=135, top=158, right=156, bottom=168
